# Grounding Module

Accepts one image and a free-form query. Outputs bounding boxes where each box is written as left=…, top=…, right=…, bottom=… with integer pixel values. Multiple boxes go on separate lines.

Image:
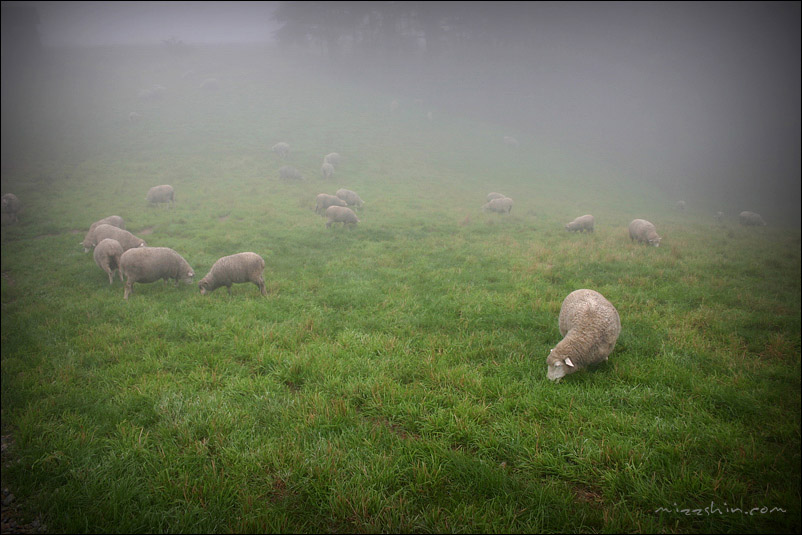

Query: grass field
left=1, top=44, right=800, bottom=533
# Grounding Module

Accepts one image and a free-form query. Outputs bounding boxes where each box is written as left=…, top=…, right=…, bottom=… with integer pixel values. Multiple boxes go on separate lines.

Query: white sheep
left=119, top=246, right=195, bottom=300
left=547, top=289, right=621, bottom=382
left=279, top=166, right=303, bottom=180
left=272, top=142, right=290, bottom=158
left=628, top=219, right=662, bottom=247
left=146, top=185, right=175, bottom=208
left=82, top=215, right=126, bottom=252
left=321, top=162, right=335, bottom=180
left=128, top=111, right=142, bottom=122
left=323, top=152, right=341, bottom=167
left=335, top=188, right=364, bottom=208
left=739, top=211, right=767, bottom=226
left=1, top=193, right=21, bottom=225
left=482, top=197, right=513, bottom=214
left=93, top=238, right=124, bottom=284
left=315, top=193, right=347, bottom=214
left=503, top=136, right=519, bottom=148
left=486, top=192, right=506, bottom=202
left=198, top=252, right=267, bottom=296
left=85, top=223, right=146, bottom=253
left=676, top=200, right=686, bottom=211
left=325, top=206, right=360, bottom=228
left=565, top=214, right=595, bottom=233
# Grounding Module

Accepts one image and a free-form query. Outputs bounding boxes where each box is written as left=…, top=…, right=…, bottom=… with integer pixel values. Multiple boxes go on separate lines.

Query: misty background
left=2, top=1, right=800, bottom=225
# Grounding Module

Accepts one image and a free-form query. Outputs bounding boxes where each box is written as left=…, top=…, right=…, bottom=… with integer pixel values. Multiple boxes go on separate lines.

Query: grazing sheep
left=628, top=219, right=662, bottom=247
left=503, top=136, right=519, bottom=148
left=335, top=188, right=364, bottom=208
left=547, top=289, right=621, bottom=382
left=1, top=193, right=21, bottom=224
left=119, top=247, right=194, bottom=300
left=272, top=142, right=290, bottom=158
left=199, top=252, right=267, bottom=296
left=390, top=99, right=399, bottom=112
left=86, top=224, right=146, bottom=252
left=323, top=152, right=341, bottom=167
left=128, top=111, right=142, bottom=122
left=315, top=193, right=347, bottom=214
left=676, top=200, right=686, bottom=211
left=146, top=185, right=175, bottom=207
left=325, top=205, right=360, bottom=228
left=486, top=192, right=506, bottom=202
left=714, top=211, right=724, bottom=222
left=482, top=196, right=513, bottom=214
left=82, top=216, right=126, bottom=252
left=93, top=238, right=124, bottom=284
left=321, top=162, right=335, bottom=180
left=565, top=214, right=595, bottom=233
left=279, top=166, right=303, bottom=180
left=739, top=211, right=767, bottom=226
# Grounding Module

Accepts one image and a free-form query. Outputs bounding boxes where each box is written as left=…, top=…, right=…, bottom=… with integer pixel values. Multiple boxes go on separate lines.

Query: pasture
left=1, top=44, right=800, bottom=533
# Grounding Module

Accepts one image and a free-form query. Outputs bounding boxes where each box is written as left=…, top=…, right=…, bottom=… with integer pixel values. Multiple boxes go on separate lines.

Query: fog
left=2, top=1, right=800, bottom=225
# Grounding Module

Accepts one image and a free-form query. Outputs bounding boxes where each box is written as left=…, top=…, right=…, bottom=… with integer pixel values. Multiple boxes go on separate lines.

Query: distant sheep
left=739, top=211, right=767, bottom=226
left=272, top=142, right=290, bottom=158
left=482, top=196, right=513, bottom=214
left=93, top=238, right=124, bottom=284
left=1, top=193, right=21, bottom=225
left=547, top=289, right=621, bottom=382
left=628, top=219, right=662, bottom=247
left=138, top=85, right=165, bottom=100
left=199, top=252, right=267, bottom=297
left=486, top=192, right=506, bottom=202
left=199, top=78, right=219, bottom=90
left=120, top=246, right=194, bottom=300
left=503, top=136, right=519, bottom=148
left=323, top=152, right=341, bottom=167
left=128, top=111, right=142, bottom=122
left=86, top=224, right=146, bottom=253
left=321, top=162, right=335, bottom=180
left=676, top=200, right=686, bottom=211
left=146, top=185, right=175, bottom=207
left=315, top=193, right=347, bottom=214
left=390, top=99, right=399, bottom=112
left=335, top=188, right=364, bottom=208
left=82, top=216, right=126, bottom=252
left=714, top=211, right=724, bottom=222
left=279, top=166, right=303, bottom=180
left=565, top=214, right=594, bottom=233
left=325, top=205, right=360, bottom=228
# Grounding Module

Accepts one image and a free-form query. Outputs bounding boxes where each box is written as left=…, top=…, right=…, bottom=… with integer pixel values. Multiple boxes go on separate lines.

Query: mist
left=2, top=1, right=800, bottom=225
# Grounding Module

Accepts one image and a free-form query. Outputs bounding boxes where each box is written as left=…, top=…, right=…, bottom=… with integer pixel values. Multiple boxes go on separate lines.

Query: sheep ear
left=564, top=357, right=575, bottom=368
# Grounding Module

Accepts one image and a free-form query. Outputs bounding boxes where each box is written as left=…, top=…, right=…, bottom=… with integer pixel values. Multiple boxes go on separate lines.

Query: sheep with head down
left=325, top=206, right=360, bottom=228
left=547, top=289, right=621, bottom=382
left=199, top=252, right=267, bottom=297
left=146, top=185, right=175, bottom=208
left=272, top=142, right=290, bottom=158
left=739, top=211, right=767, bottom=226
left=85, top=224, right=146, bottom=253
left=82, top=216, right=126, bottom=252
left=93, top=238, right=124, bottom=284
left=323, top=152, right=341, bottom=167
left=335, top=188, right=364, bottom=208
left=565, top=214, right=594, bottom=233
left=119, top=246, right=194, bottom=300
left=486, top=192, right=506, bottom=202
left=279, top=166, right=303, bottom=180
left=628, top=219, right=661, bottom=247
left=315, top=193, right=347, bottom=214
left=482, top=196, right=513, bottom=214
left=321, top=162, right=335, bottom=180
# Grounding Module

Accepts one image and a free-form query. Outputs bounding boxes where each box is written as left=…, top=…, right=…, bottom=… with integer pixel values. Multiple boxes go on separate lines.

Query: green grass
left=1, top=44, right=800, bottom=534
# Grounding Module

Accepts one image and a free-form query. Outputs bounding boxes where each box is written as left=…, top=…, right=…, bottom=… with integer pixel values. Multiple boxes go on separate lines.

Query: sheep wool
left=279, top=166, right=303, bottom=180
left=547, top=289, right=621, bottom=382
left=325, top=206, right=360, bottom=228
left=565, top=214, right=594, bottom=233
left=739, top=211, right=767, bottom=226
left=628, top=219, right=662, bottom=247
left=272, top=142, right=290, bottom=158
left=146, top=185, right=175, bottom=207
left=335, top=188, right=364, bottom=208
left=315, top=193, right=347, bottom=214
left=1, top=193, right=21, bottom=224
left=82, top=215, right=126, bottom=252
left=93, top=238, right=125, bottom=284
left=120, top=247, right=195, bottom=300
left=199, top=252, right=267, bottom=296
left=323, top=152, right=341, bottom=167
left=321, top=162, right=335, bottom=180
left=87, top=224, right=146, bottom=252
left=482, top=196, right=513, bottom=213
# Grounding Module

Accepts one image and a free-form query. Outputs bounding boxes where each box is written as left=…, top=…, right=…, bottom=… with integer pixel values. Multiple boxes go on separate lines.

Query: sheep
left=272, top=142, right=290, bottom=158
left=482, top=196, right=513, bottom=214
left=146, top=185, right=175, bottom=208
left=1, top=193, right=21, bottom=224
left=323, top=152, right=341, bottom=167
left=198, top=252, right=267, bottom=296
left=321, top=162, right=335, bottom=180
left=628, top=219, right=662, bottom=247
left=86, top=224, right=146, bottom=252
left=739, top=211, right=767, bottom=226
left=547, top=289, right=621, bottom=382
left=503, top=136, right=519, bottom=148
left=138, top=85, right=165, bottom=100
left=390, top=99, right=399, bottom=112
left=279, top=166, right=303, bottom=180
left=486, top=192, right=506, bottom=202
left=714, top=211, right=724, bottom=222
left=325, top=205, right=360, bottom=228
left=119, top=246, right=194, bottom=300
left=82, top=215, right=126, bottom=252
left=93, top=238, right=124, bottom=284
left=315, top=193, right=347, bottom=214
left=565, top=214, right=595, bottom=233
left=676, top=200, right=686, bottom=211
left=128, top=111, right=142, bottom=122
left=335, top=188, right=364, bottom=208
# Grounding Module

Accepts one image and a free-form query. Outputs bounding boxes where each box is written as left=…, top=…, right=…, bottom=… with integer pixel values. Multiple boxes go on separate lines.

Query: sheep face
left=546, top=349, right=575, bottom=382
left=198, top=278, right=213, bottom=295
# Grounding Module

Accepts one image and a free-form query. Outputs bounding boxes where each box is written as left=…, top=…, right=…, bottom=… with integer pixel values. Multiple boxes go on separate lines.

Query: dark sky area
left=2, top=1, right=800, bottom=224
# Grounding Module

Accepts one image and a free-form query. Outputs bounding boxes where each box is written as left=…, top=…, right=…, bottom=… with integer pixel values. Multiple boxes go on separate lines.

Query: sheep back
left=547, top=289, right=621, bottom=382
left=272, top=142, right=290, bottom=158
left=279, top=166, right=303, bottom=180
left=565, top=214, right=594, bottom=232
left=119, top=247, right=195, bottom=300
left=325, top=206, right=360, bottom=228
left=335, top=188, right=364, bottom=208
left=324, top=152, right=341, bottom=167
left=146, top=185, right=175, bottom=207
left=316, top=193, right=347, bottom=214
left=1, top=193, right=21, bottom=224
left=93, top=238, right=124, bottom=284
left=199, top=252, right=266, bottom=296
left=89, top=224, right=146, bottom=252
left=628, top=219, right=661, bottom=246
left=321, top=162, right=335, bottom=180
left=83, top=216, right=126, bottom=252
left=482, top=197, right=513, bottom=213
left=486, top=192, right=506, bottom=202
left=739, top=211, right=767, bottom=226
